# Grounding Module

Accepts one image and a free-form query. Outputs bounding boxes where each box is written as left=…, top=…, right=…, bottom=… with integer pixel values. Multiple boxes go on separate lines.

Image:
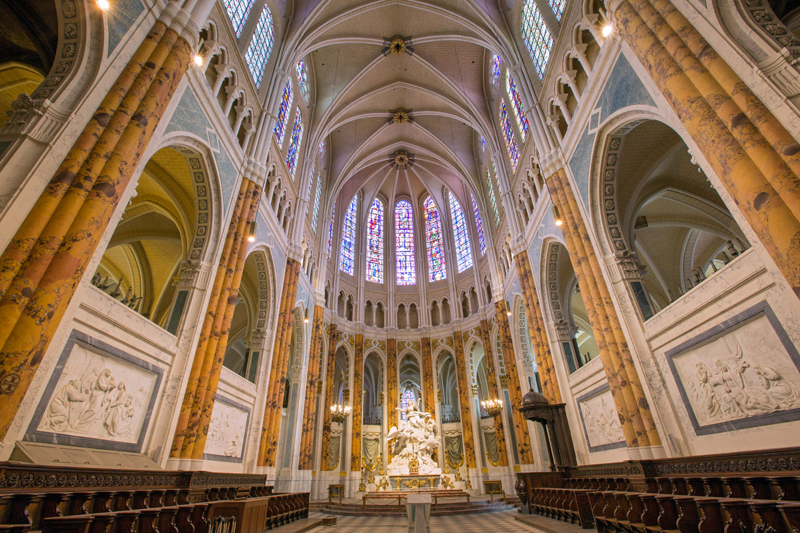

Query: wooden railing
left=0, top=463, right=308, bottom=533
left=515, top=447, right=800, bottom=532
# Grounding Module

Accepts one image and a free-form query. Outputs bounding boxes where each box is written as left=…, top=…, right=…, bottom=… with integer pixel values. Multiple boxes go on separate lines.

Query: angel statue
left=386, top=400, right=441, bottom=475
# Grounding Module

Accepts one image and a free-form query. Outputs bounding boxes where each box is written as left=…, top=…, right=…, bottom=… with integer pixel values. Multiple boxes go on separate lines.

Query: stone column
left=0, top=13, right=193, bottom=438
left=478, top=320, right=509, bottom=467
left=453, top=331, right=477, bottom=469
left=514, top=250, right=562, bottom=403
left=298, top=304, right=325, bottom=470
left=610, top=0, right=800, bottom=297
left=350, top=334, right=364, bottom=471
left=494, top=301, right=535, bottom=465
left=320, top=324, right=339, bottom=471
left=386, top=338, right=398, bottom=461
left=420, top=338, right=435, bottom=414
left=257, top=257, right=302, bottom=467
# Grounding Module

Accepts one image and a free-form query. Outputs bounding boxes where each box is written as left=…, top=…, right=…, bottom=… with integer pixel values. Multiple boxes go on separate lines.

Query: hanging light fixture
left=552, top=205, right=563, bottom=226
left=97, top=0, right=110, bottom=10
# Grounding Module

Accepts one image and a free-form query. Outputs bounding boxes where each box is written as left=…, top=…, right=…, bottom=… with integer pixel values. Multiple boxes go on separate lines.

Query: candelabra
left=330, top=403, right=352, bottom=423
left=481, top=398, right=503, bottom=417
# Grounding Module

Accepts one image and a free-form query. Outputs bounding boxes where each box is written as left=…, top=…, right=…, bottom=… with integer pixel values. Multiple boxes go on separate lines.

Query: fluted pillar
left=298, top=305, right=325, bottom=470
left=257, top=257, right=302, bottom=467
left=420, top=338, right=435, bottom=413
left=350, top=334, right=364, bottom=471
left=319, top=324, right=339, bottom=471
left=478, top=320, right=509, bottom=467
left=494, top=302, right=535, bottom=465
left=453, top=331, right=477, bottom=469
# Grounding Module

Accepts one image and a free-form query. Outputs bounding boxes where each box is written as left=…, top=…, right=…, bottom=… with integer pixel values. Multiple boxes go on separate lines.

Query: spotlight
left=602, top=23, right=614, bottom=37
left=552, top=205, right=564, bottom=226
left=507, top=311, right=512, bottom=317
left=193, top=54, right=204, bottom=67
left=247, top=221, right=256, bottom=242
left=97, top=0, right=110, bottom=10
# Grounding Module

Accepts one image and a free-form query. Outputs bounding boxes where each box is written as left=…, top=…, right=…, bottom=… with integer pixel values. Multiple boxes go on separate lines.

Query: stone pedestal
left=406, top=493, right=431, bottom=533
left=389, top=474, right=440, bottom=491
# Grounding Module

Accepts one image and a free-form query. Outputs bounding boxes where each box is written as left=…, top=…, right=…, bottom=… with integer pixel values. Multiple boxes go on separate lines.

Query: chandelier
left=481, top=398, right=503, bottom=417
left=330, top=403, right=352, bottom=423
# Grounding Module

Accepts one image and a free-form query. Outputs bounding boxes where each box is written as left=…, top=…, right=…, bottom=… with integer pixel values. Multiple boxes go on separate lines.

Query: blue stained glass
left=312, top=173, right=322, bottom=232
left=285, top=107, right=303, bottom=178
left=244, top=5, right=274, bottom=88
left=340, top=196, right=357, bottom=275
left=366, top=199, right=384, bottom=283
left=400, top=389, right=415, bottom=421
left=222, top=0, right=254, bottom=37
left=448, top=192, right=473, bottom=273
left=506, top=71, right=529, bottom=141
left=522, top=0, right=554, bottom=79
left=395, top=200, right=416, bottom=285
left=491, top=54, right=502, bottom=85
left=500, top=100, right=519, bottom=172
left=273, top=82, right=293, bottom=146
left=327, top=200, right=336, bottom=258
left=296, top=59, right=308, bottom=100
left=471, top=194, right=487, bottom=256
left=424, top=197, right=447, bottom=282
left=487, top=168, right=499, bottom=226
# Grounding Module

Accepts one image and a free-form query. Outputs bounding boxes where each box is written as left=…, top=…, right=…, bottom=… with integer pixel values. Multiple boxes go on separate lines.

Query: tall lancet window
left=327, top=200, right=336, bottom=258
left=522, top=0, right=554, bottom=78
left=311, top=173, right=322, bottom=232
left=395, top=200, right=416, bottom=285
left=244, top=5, right=274, bottom=88
left=448, top=192, right=473, bottom=272
left=487, top=169, right=499, bottom=226
left=222, top=0, right=254, bottom=37
left=500, top=100, right=519, bottom=172
left=366, top=199, right=384, bottom=283
left=285, top=107, right=303, bottom=178
left=471, top=193, right=486, bottom=256
left=273, top=82, right=292, bottom=146
left=424, top=197, right=447, bottom=282
left=340, top=196, right=357, bottom=275
left=506, top=71, right=529, bottom=141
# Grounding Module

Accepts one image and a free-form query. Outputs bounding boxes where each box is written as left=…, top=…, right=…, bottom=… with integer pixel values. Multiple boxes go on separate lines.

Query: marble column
left=453, top=332, right=477, bottom=469
left=350, top=334, right=364, bottom=471
left=298, top=305, right=325, bottom=470
left=478, top=320, right=509, bottom=467
left=494, top=302, right=535, bottom=465
left=0, top=25, right=192, bottom=439
left=257, top=258, right=302, bottom=467
left=420, top=338, right=435, bottom=414
left=386, top=338, right=398, bottom=462
left=319, top=324, right=339, bottom=471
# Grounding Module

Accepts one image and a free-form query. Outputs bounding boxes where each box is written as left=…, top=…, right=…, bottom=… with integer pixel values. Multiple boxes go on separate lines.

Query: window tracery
left=340, top=196, right=357, bottom=275
left=471, top=193, right=487, bottom=256
left=296, top=59, right=308, bottom=101
left=222, top=0, right=253, bottom=37
left=366, top=199, right=384, bottom=283
left=448, top=192, right=473, bottom=272
left=395, top=200, right=416, bottom=285
left=506, top=71, right=529, bottom=141
left=424, top=197, right=447, bottom=282
left=487, top=168, right=500, bottom=226
left=244, top=5, right=274, bottom=88
left=273, top=82, right=292, bottom=146
left=522, top=0, right=554, bottom=79
left=500, top=100, right=520, bottom=172
left=285, top=107, right=303, bottom=178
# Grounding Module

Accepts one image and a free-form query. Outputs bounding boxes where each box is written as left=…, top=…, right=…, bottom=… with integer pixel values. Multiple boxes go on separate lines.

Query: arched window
left=273, top=82, right=293, bottom=146
left=424, top=197, right=447, bottom=282
left=311, top=173, right=322, bottom=232
left=327, top=200, right=336, bottom=258
left=500, top=100, right=519, bottom=172
left=448, top=192, right=473, bottom=272
left=244, top=5, right=274, bottom=88
left=366, top=199, right=384, bottom=283
left=222, top=0, right=254, bottom=37
left=471, top=193, right=486, bottom=256
left=296, top=59, right=308, bottom=100
left=549, top=0, right=566, bottom=20
left=506, top=71, right=529, bottom=141
left=340, top=196, right=357, bottom=275
left=395, top=200, right=416, bottom=285
left=522, top=0, right=554, bottom=79
left=487, top=168, right=500, bottom=226
left=400, top=388, right=416, bottom=421
left=491, top=54, right=502, bottom=86
left=285, top=107, right=303, bottom=178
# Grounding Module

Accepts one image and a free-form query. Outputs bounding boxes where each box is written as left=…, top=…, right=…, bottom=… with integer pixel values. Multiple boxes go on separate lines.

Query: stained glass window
left=327, top=200, right=336, bottom=258
left=304, top=171, right=314, bottom=217
left=340, top=196, right=357, bottom=275
left=549, top=0, right=566, bottom=20
left=506, top=71, right=529, bottom=141
left=500, top=100, right=519, bottom=172
left=296, top=59, right=308, bottom=100
left=487, top=168, right=499, bottom=226
left=471, top=193, right=487, bottom=256
left=491, top=54, right=502, bottom=86
left=366, top=199, right=384, bottom=284
left=285, top=107, right=303, bottom=178
left=222, top=0, right=254, bottom=37
left=424, top=197, right=447, bottom=282
left=244, top=5, right=274, bottom=88
left=312, top=173, right=322, bottom=232
left=448, top=192, right=473, bottom=273
left=522, top=0, right=554, bottom=78
left=273, top=82, right=293, bottom=146
left=395, top=200, right=416, bottom=285
left=400, top=389, right=416, bottom=421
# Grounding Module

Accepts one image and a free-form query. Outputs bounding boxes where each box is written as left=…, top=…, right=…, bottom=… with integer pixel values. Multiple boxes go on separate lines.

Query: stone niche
left=25, top=330, right=163, bottom=453
left=666, top=301, right=800, bottom=435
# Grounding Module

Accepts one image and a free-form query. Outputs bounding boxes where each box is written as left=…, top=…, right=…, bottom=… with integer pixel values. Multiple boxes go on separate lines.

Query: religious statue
left=386, top=399, right=441, bottom=475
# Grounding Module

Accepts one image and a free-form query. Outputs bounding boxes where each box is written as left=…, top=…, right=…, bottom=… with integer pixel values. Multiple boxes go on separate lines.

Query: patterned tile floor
left=306, top=510, right=544, bottom=532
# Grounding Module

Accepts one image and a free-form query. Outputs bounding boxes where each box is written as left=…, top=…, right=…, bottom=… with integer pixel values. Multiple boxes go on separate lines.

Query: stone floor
left=304, top=509, right=554, bottom=532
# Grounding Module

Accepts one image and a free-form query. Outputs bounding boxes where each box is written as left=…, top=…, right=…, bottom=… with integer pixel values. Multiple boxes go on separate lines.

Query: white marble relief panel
left=666, top=302, right=800, bottom=435
left=578, top=388, right=625, bottom=450
left=204, top=397, right=249, bottom=462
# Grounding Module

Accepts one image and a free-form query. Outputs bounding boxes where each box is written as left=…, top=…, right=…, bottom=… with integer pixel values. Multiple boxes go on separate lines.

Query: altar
left=389, top=474, right=441, bottom=491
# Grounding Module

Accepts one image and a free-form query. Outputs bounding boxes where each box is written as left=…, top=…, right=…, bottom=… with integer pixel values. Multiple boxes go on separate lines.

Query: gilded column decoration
left=298, top=305, right=325, bottom=470
left=478, top=320, right=509, bottom=467
left=494, top=303, right=534, bottom=465
left=453, top=331, right=477, bottom=469
left=320, top=324, right=339, bottom=471
left=257, top=258, right=302, bottom=467
left=386, top=339, right=398, bottom=432
left=351, top=334, right=364, bottom=471
left=546, top=168, right=661, bottom=449
left=0, top=23, right=193, bottom=438
left=514, top=251, right=562, bottom=403
left=420, top=338, right=435, bottom=413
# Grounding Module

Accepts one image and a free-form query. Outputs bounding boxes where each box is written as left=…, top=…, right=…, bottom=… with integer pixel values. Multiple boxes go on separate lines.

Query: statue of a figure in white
left=386, top=400, right=441, bottom=475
